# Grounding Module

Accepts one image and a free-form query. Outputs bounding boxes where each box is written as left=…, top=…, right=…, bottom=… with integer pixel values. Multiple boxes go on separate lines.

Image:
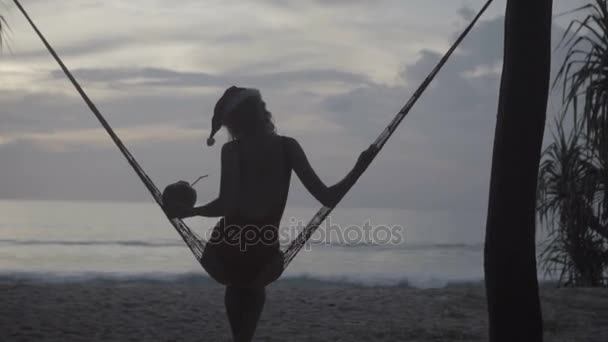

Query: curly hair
left=222, top=95, right=276, bottom=140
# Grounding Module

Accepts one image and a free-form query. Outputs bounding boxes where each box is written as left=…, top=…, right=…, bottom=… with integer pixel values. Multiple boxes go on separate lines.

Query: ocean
left=0, top=199, right=539, bottom=288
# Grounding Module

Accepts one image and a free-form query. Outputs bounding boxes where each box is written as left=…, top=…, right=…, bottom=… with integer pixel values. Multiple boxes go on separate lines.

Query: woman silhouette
left=170, top=86, right=372, bottom=342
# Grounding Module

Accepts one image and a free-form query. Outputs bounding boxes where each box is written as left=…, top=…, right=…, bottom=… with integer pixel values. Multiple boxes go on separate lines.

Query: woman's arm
left=286, top=137, right=374, bottom=207
left=168, top=142, right=240, bottom=219
left=192, top=197, right=223, bottom=217
left=168, top=197, right=223, bottom=219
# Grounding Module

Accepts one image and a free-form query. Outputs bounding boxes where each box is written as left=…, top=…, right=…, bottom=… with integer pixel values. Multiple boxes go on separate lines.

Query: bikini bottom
left=201, top=216, right=284, bottom=288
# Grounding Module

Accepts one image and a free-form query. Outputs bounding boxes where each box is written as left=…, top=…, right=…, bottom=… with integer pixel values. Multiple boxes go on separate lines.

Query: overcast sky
left=0, top=0, right=588, bottom=214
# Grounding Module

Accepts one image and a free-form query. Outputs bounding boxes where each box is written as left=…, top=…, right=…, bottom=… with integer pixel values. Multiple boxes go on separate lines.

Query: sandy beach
left=1, top=279, right=606, bottom=342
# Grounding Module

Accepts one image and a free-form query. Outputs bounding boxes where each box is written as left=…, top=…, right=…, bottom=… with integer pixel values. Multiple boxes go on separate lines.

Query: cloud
left=48, top=66, right=372, bottom=90
left=313, top=13, right=571, bottom=212
left=0, top=0, right=584, bottom=213
left=8, top=36, right=133, bottom=59
left=0, top=124, right=207, bottom=150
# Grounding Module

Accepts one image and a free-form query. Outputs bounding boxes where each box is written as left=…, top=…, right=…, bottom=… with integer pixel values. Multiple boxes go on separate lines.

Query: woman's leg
left=225, top=286, right=266, bottom=342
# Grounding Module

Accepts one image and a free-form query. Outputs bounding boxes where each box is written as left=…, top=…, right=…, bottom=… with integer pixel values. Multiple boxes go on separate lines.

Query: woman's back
left=232, top=134, right=290, bottom=221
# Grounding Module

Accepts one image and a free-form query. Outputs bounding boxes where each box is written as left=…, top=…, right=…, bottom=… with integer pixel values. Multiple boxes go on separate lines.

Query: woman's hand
left=165, top=203, right=194, bottom=219
left=325, top=145, right=377, bottom=207
left=354, top=145, right=376, bottom=173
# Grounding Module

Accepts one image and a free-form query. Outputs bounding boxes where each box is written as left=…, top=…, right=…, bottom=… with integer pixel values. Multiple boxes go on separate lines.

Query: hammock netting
left=13, top=0, right=492, bottom=271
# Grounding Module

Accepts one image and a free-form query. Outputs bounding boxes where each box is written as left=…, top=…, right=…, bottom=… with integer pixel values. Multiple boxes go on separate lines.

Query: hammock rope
left=14, top=0, right=492, bottom=271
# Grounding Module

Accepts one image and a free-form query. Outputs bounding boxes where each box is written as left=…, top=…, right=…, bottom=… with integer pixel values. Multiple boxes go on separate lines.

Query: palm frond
left=540, top=0, right=608, bottom=287
left=0, top=14, right=6, bottom=51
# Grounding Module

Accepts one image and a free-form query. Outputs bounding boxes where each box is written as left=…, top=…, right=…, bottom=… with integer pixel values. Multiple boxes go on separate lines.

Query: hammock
left=13, top=0, right=492, bottom=270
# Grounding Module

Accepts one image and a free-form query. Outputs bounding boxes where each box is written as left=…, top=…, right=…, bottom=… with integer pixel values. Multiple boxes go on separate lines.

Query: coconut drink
left=162, top=181, right=197, bottom=211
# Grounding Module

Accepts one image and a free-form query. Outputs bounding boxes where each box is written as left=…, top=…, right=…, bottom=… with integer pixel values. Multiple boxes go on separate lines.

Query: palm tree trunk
left=484, top=0, right=552, bottom=341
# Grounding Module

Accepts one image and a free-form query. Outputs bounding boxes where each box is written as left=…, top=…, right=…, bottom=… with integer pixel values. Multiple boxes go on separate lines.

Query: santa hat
left=207, top=86, right=261, bottom=146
